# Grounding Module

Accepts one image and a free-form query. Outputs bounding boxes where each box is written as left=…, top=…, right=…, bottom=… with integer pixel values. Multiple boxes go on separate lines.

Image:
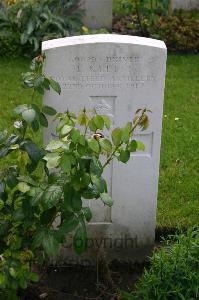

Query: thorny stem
left=102, top=108, right=147, bottom=169
left=31, top=90, right=35, bottom=102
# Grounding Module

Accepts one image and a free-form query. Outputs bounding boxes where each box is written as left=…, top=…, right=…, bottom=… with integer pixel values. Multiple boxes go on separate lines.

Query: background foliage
left=0, top=56, right=149, bottom=298
left=0, top=0, right=83, bottom=57
left=113, top=0, right=199, bottom=53
left=121, top=227, right=199, bottom=300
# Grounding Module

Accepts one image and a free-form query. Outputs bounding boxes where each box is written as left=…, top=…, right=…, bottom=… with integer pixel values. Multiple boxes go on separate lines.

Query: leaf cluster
left=113, top=1, right=199, bottom=53
left=0, top=0, right=83, bottom=55
left=0, top=55, right=150, bottom=298
left=121, top=227, right=199, bottom=300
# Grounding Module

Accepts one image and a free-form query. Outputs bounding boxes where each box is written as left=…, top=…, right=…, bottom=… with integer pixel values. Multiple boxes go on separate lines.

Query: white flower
left=175, top=117, right=180, bottom=121
left=14, top=121, right=23, bottom=129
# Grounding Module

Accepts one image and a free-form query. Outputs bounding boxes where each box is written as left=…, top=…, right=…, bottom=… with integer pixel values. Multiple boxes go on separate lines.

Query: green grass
left=0, top=55, right=198, bottom=229
left=0, top=58, right=41, bottom=129
left=158, top=54, right=199, bottom=229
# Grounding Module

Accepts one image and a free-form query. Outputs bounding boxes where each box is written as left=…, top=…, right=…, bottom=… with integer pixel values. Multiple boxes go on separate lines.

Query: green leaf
left=46, top=140, right=63, bottom=151
left=13, top=208, right=24, bottom=221
left=43, top=78, right=51, bottom=90
left=77, top=144, right=87, bottom=156
left=31, top=103, right=41, bottom=114
left=102, top=115, right=111, bottom=129
left=79, top=173, right=90, bottom=189
left=43, top=153, right=60, bottom=169
left=27, top=18, right=35, bottom=35
left=42, top=185, right=62, bottom=209
left=19, top=278, right=28, bottom=290
left=39, top=112, right=48, bottom=127
left=9, top=267, right=17, bottom=278
left=33, top=230, right=45, bottom=249
left=59, top=214, right=79, bottom=235
left=78, top=135, right=86, bottom=146
left=31, top=119, right=40, bottom=132
left=6, top=134, right=19, bottom=146
left=0, top=147, right=9, bottom=158
left=17, top=175, right=37, bottom=187
left=6, top=172, right=18, bottom=188
left=128, top=140, right=137, bottom=152
left=0, top=200, right=4, bottom=211
left=42, top=105, right=57, bottom=116
left=82, top=207, right=92, bottom=222
left=112, top=128, right=122, bottom=146
left=34, top=75, right=45, bottom=89
left=61, top=125, right=73, bottom=136
left=63, top=183, right=73, bottom=211
left=121, top=127, right=130, bottom=144
left=17, top=182, right=30, bottom=193
left=87, top=138, right=100, bottom=153
left=136, top=141, right=145, bottom=151
left=22, top=108, right=36, bottom=123
left=73, top=225, right=87, bottom=255
left=91, top=175, right=107, bottom=193
left=49, top=78, right=61, bottom=95
left=30, top=187, right=44, bottom=206
left=77, top=112, right=89, bottom=126
left=0, top=273, right=6, bottom=287
left=119, top=150, right=130, bottom=163
left=70, top=128, right=80, bottom=143
left=79, top=158, right=91, bottom=172
left=74, top=188, right=83, bottom=207
left=22, top=141, right=43, bottom=162
left=60, top=153, right=72, bottom=172
left=93, top=115, right=104, bottom=130
left=100, top=193, right=113, bottom=207
left=29, top=272, right=39, bottom=283
left=71, top=176, right=82, bottom=191
left=82, top=186, right=99, bottom=199
left=88, top=119, right=97, bottom=132
left=41, top=206, right=57, bottom=225
left=90, top=157, right=103, bottom=176
left=42, top=230, right=59, bottom=257
left=99, top=138, right=112, bottom=152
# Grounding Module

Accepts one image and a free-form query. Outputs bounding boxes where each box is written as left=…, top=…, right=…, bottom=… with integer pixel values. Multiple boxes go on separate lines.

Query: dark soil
left=20, top=229, right=177, bottom=300
left=112, top=15, right=143, bottom=36
left=113, top=12, right=199, bottom=54
left=21, top=260, right=146, bottom=300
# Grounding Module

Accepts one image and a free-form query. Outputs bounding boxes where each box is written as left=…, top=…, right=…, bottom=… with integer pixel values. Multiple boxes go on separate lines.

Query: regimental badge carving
left=89, top=96, right=116, bottom=124
left=94, top=99, right=112, bottom=114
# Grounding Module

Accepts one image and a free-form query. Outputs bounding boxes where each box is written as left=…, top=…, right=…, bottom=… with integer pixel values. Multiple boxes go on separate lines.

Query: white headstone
left=42, top=34, right=167, bottom=262
left=172, top=0, right=199, bottom=10
left=81, top=0, right=112, bottom=29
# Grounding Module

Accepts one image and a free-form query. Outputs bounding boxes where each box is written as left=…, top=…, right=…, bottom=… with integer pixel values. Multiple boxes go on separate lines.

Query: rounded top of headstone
left=42, top=34, right=166, bottom=51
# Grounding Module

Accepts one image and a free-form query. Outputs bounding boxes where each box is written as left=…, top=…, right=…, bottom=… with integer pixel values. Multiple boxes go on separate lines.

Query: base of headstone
left=55, top=246, right=154, bottom=266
